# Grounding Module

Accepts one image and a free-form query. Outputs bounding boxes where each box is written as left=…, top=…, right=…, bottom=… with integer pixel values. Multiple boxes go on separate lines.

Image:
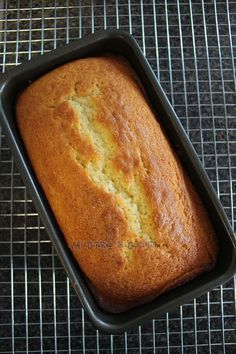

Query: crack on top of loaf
left=65, top=85, right=162, bottom=257
left=46, top=104, right=57, bottom=110
left=138, top=150, right=150, bottom=176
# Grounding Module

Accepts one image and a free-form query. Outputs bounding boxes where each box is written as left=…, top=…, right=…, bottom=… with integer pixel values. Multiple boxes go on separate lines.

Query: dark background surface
left=0, top=0, right=235, bottom=353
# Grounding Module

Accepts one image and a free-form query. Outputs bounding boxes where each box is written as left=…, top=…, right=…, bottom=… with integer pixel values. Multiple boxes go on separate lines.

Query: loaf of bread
left=16, top=56, right=217, bottom=312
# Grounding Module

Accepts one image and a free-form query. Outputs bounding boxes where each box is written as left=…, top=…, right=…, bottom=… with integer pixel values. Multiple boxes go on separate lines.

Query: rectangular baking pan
left=0, top=30, right=235, bottom=334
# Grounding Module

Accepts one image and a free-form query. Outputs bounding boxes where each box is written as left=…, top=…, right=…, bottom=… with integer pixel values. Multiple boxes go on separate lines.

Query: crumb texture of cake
left=16, top=56, right=218, bottom=312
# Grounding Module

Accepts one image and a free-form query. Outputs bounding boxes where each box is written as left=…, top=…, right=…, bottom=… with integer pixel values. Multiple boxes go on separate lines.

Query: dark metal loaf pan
left=0, top=30, right=235, bottom=334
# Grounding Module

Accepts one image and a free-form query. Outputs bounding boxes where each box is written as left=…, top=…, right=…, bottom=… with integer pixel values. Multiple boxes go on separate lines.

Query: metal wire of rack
left=0, top=0, right=235, bottom=353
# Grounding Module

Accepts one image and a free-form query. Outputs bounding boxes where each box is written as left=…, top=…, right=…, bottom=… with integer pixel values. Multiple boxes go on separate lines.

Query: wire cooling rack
left=0, top=1, right=235, bottom=353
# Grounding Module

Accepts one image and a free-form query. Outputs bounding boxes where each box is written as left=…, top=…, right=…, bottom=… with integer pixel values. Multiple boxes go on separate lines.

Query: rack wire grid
left=0, top=0, right=235, bottom=353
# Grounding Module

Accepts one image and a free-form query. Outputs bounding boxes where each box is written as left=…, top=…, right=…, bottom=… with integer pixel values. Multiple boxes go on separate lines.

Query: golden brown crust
left=16, top=56, right=218, bottom=312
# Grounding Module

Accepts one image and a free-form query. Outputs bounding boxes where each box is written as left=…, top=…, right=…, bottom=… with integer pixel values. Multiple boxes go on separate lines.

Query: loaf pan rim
left=0, top=29, right=235, bottom=334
